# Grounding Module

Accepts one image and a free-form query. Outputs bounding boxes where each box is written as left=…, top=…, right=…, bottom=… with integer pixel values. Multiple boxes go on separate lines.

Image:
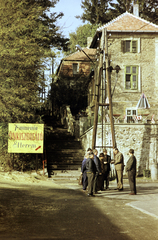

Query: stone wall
left=108, top=34, right=158, bottom=115
left=80, top=123, right=158, bottom=178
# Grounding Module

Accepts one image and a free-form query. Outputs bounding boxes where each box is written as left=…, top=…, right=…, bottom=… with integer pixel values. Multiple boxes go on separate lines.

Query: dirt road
left=0, top=172, right=158, bottom=240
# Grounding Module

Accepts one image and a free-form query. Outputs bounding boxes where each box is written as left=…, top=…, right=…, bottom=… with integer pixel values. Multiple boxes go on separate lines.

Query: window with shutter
left=121, top=41, right=125, bottom=53
left=121, top=40, right=138, bottom=53
left=132, top=41, right=137, bottom=53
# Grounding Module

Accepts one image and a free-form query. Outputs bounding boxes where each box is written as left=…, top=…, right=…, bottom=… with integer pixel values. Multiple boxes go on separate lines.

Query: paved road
left=0, top=179, right=158, bottom=240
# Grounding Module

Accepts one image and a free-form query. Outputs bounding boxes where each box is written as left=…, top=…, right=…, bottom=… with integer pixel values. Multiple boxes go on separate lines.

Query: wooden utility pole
left=105, top=29, right=116, bottom=148
left=92, top=30, right=104, bottom=149
left=92, top=28, right=116, bottom=149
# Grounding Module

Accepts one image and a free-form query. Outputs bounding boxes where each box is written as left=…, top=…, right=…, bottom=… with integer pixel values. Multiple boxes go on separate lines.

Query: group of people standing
left=81, top=147, right=137, bottom=197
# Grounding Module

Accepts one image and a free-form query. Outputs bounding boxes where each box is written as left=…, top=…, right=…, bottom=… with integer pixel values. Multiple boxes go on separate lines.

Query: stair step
left=49, top=164, right=81, bottom=170
left=48, top=159, right=82, bottom=163
left=48, top=162, right=82, bottom=166
left=45, top=122, right=84, bottom=174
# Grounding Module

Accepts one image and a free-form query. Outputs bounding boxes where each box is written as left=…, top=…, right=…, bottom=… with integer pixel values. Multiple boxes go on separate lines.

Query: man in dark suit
left=81, top=148, right=92, bottom=192
left=93, top=149, right=101, bottom=194
left=86, top=152, right=96, bottom=197
left=126, top=149, right=137, bottom=195
left=103, top=149, right=111, bottom=190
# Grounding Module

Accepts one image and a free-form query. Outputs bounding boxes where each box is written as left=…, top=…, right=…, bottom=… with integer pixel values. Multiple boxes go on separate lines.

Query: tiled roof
left=97, top=12, right=158, bottom=32
left=63, top=48, right=96, bottom=61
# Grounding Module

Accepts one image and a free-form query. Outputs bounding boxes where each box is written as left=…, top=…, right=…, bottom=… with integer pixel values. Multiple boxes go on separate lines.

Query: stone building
left=89, top=6, right=158, bottom=123
left=79, top=5, right=158, bottom=179
left=56, top=48, right=96, bottom=87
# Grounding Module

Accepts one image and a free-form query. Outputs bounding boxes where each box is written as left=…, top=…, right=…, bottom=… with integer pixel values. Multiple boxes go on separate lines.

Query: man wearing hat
left=126, top=149, right=137, bottom=195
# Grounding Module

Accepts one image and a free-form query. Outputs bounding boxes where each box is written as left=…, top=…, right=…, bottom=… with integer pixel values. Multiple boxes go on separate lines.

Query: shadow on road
left=0, top=183, right=134, bottom=240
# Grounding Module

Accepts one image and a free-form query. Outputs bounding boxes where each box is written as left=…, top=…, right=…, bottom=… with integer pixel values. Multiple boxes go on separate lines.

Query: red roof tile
left=97, top=12, right=158, bottom=32
left=64, top=48, right=96, bottom=61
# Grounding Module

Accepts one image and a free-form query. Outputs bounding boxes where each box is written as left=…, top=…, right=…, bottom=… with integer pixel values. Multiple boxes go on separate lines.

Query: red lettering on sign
left=35, top=146, right=41, bottom=151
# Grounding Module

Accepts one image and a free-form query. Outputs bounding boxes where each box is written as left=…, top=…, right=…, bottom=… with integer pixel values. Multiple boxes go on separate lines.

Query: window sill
left=123, top=89, right=141, bottom=93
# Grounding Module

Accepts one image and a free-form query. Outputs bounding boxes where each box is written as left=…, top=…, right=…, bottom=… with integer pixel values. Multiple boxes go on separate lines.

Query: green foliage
left=76, top=0, right=112, bottom=25
left=51, top=75, right=90, bottom=115
left=110, top=0, right=158, bottom=24
left=0, top=0, right=68, bottom=124
left=67, top=23, right=98, bottom=54
left=77, top=0, right=158, bottom=25
left=0, top=0, right=68, bottom=170
left=110, top=0, right=132, bottom=15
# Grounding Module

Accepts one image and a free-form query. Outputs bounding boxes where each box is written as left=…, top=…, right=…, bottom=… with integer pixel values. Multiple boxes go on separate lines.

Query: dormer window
left=73, top=63, right=79, bottom=75
left=121, top=39, right=139, bottom=53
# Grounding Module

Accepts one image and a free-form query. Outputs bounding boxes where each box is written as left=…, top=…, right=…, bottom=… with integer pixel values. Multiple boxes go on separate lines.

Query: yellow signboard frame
left=8, top=123, right=44, bottom=153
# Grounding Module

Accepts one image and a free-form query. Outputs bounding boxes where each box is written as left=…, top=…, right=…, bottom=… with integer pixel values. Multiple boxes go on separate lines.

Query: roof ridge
left=97, top=11, right=158, bottom=32
left=63, top=47, right=95, bottom=60
left=97, top=11, right=128, bottom=32
left=63, top=50, right=82, bottom=60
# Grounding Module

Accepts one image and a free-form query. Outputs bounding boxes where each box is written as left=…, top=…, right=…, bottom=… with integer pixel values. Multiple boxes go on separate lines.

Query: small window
left=125, top=66, right=138, bottom=90
left=126, top=108, right=137, bottom=123
left=121, top=40, right=138, bottom=53
left=73, top=63, right=79, bottom=75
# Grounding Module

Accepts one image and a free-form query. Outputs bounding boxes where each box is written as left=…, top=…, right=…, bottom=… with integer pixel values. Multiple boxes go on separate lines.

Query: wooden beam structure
left=92, top=28, right=116, bottom=150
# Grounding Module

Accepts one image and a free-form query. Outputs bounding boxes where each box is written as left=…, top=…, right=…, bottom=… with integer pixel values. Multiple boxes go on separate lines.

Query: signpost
left=8, top=123, right=44, bottom=154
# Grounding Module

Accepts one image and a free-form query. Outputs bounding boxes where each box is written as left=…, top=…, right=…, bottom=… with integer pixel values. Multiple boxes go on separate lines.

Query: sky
left=45, top=0, right=84, bottom=86
left=53, top=0, right=84, bottom=38
left=45, top=0, right=117, bottom=78
left=53, top=0, right=117, bottom=38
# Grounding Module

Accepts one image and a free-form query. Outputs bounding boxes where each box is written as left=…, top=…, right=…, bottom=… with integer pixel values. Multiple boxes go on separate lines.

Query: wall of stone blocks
left=105, top=33, right=158, bottom=120
left=59, top=61, right=92, bottom=77
left=80, top=123, right=158, bottom=176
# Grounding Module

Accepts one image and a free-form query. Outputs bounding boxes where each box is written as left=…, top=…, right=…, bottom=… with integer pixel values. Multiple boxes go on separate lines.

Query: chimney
left=87, top=37, right=93, bottom=48
left=133, top=4, right=139, bottom=17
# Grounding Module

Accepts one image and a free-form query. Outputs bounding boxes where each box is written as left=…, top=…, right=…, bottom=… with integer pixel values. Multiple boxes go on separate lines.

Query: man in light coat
left=113, top=148, right=124, bottom=191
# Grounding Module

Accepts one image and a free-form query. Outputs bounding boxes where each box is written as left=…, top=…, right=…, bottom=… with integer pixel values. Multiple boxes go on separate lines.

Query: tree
left=68, top=23, right=98, bottom=54
left=0, top=0, right=68, bottom=170
left=77, top=0, right=158, bottom=26
left=51, top=74, right=91, bottom=115
left=0, top=0, right=68, bottom=124
left=110, top=0, right=158, bottom=24
left=76, top=0, right=112, bottom=25
left=110, top=0, right=132, bottom=15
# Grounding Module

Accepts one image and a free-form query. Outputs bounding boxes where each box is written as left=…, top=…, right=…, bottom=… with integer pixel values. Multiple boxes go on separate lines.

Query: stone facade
left=59, top=61, right=92, bottom=78
left=108, top=33, right=158, bottom=120
left=88, top=12, right=158, bottom=123
left=56, top=48, right=96, bottom=80
left=80, top=123, right=158, bottom=178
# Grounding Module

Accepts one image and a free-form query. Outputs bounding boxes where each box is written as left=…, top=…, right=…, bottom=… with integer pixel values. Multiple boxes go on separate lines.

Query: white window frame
left=126, top=108, right=137, bottom=123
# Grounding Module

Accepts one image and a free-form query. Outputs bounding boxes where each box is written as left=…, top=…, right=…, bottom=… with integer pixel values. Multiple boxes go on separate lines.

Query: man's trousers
left=87, top=172, right=95, bottom=195
left=128, top=171, right=136, bottom=194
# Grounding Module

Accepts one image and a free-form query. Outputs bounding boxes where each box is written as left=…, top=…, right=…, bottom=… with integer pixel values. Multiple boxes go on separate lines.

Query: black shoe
left=118, top=188, right=123, bottom=191
left=87, top=194, right=95, bottom=197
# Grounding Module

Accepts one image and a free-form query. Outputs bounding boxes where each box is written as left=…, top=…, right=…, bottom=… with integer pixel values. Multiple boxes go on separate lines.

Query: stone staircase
left=45, top=122, right=84, bottom=178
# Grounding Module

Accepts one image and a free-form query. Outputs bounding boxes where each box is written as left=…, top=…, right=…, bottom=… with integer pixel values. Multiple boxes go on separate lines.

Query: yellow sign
left=8, top=123, right=44, bottom=153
